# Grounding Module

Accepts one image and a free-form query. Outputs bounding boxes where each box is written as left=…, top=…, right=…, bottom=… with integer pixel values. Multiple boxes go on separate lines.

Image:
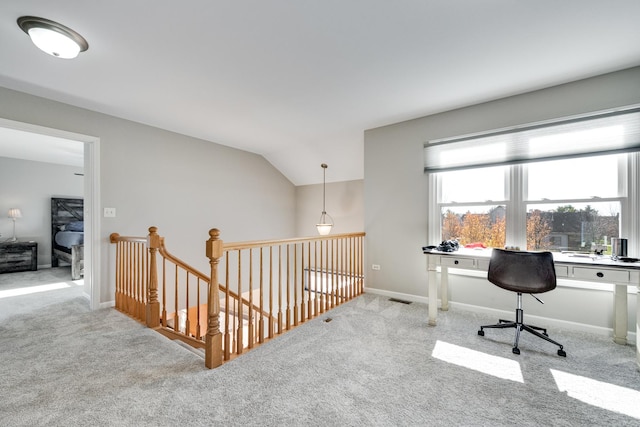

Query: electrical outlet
left=372, top=264, right=380, bottom=270
left=104, top=207, right=116, bottom=217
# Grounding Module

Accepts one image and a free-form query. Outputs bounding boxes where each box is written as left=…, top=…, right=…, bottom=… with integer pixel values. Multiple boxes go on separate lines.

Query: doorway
left=0, top=117, right=100, bottom=309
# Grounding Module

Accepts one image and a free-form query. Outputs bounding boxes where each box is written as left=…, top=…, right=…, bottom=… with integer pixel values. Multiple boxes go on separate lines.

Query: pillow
left=65, top=221, right=84, bottom=232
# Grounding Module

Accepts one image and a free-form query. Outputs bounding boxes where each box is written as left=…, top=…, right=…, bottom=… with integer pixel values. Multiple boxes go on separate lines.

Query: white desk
left=425, top=248, right=640, bottom=368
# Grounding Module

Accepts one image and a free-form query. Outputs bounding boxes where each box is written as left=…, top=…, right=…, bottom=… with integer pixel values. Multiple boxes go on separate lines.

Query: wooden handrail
left=109, top=233, right=146, bottom=244
left=158, top=242, right=209, bottom=282
left=111, top=229, right=267, bottom=318
left=222, top=232, right=365, bottom=251
left=212, top=230, right=365, bottom=361
left=111, top=227, right=365, bottom=369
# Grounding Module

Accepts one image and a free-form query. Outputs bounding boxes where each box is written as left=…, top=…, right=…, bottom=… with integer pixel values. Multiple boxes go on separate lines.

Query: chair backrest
left=487, top=249, right=556, bottom=294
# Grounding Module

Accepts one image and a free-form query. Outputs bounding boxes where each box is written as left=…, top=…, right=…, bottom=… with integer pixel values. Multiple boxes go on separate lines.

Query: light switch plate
left=104, top=207, right=116, bottom=217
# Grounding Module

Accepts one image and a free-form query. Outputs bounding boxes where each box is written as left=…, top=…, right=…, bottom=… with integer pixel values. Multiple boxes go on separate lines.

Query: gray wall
left=0, top=86, right=296, bottom=304
left=0, top=157, right=83, bottom=265
left=295, top=179, right=364, bottom=237
left=364, top=66, right=640, bottom=335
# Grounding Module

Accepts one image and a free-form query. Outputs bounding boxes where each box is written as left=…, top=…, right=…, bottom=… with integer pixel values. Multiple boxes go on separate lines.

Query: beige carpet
left=1, top=268, right=639, bottom=426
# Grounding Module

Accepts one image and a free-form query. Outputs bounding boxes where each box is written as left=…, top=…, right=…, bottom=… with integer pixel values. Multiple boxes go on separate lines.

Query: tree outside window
left=526, top=203, right=620, bottom=252
left=441, top=203, right=619, bottom=252
left=441, top=206, right=505, bottom=248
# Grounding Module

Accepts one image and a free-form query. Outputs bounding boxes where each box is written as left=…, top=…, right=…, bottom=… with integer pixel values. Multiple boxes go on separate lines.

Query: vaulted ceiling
left=1, top=1, right=639, bottom=185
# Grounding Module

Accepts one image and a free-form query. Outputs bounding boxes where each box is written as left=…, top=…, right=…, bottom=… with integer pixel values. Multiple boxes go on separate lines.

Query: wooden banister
left=111, top=227, right=365, bottom=369
left=205, top=228, right=223, bottom=369
left=147, top=227, right=160, bottom=328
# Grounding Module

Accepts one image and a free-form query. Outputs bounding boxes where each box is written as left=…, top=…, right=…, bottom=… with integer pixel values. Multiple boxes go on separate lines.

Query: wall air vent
left=389, top=298, right=412, bottom=304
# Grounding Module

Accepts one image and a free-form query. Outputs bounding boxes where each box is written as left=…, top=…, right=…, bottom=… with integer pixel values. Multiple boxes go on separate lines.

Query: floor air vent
left=389, top=298, right=412, bottom=304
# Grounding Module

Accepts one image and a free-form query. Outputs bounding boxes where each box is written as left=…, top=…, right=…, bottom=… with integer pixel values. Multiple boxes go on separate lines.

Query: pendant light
left=17, top=16, right=89, bottom=59
left=316, top=163, right=334, bottom=235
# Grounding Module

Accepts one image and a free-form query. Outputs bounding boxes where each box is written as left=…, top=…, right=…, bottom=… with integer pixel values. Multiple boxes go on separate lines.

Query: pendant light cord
left=321, top=163, right=328, bottom=214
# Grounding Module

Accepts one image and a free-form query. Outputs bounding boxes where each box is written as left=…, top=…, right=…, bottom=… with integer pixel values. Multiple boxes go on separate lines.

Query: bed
left=51, top=197, right=84, bottom=280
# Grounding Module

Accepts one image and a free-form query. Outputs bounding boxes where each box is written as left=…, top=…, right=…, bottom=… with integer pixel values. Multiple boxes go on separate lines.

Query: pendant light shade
left=316, top=221, right=332, bottom=236
left=316, top=163, right=334, bottom=235
left=18, top=16, right=88, bottom=59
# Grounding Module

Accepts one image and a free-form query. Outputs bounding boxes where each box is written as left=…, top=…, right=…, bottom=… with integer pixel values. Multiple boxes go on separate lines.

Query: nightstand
left=0, top=241, right=38, bottom=273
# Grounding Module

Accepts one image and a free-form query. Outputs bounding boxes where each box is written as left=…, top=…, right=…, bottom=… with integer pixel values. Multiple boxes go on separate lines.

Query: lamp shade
left=316, top=211, right=333, bottom=235
left=28, top=27, right=82, bottom=58
left=316, top=223, right=332, bottom=235
left=8, top=208, right=22, bottom=219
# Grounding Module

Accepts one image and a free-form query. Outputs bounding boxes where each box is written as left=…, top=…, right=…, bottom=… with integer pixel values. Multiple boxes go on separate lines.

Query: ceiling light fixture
left=316, top=163, right=334, bottom=235
left=17, top=16, right=88, bottom=59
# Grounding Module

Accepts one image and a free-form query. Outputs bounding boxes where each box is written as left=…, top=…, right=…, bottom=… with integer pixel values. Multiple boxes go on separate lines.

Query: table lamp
left=8, top=208, right=22, bottom=242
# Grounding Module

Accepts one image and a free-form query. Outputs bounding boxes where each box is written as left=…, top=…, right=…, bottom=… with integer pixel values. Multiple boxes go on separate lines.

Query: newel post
left=146, top=226, right=161, bottom=328
left=205, top=228, right=224, bottom=368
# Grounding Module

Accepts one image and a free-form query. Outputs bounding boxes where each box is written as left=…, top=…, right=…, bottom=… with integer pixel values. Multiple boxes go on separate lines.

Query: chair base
left=478, top=309, right=566, bottom=357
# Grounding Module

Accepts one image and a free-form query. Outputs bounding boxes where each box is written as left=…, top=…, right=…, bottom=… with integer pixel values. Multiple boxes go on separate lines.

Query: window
left=438, top=166, right=507, bottom=247
left=434, top=155, right=625, bottom=252
left=426, top=107, right=639, bottom=253
left=525, top=155, right=622, bottom=252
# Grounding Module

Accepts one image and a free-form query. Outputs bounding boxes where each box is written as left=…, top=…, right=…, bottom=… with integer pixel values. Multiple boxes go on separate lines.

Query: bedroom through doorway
left=0, top=118, right=100, bottom=310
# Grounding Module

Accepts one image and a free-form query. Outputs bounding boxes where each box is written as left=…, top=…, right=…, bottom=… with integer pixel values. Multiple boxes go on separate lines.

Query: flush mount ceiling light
left=17, top=16, right=88, bottom=59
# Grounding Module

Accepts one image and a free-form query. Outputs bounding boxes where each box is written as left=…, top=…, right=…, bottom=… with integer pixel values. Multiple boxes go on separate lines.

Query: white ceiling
left=0, top=1, right=639, bottom=185
left=0, top=126, right=83, bottom=167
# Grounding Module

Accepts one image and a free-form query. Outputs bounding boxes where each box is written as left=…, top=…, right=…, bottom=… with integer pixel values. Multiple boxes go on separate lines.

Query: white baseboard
left=364, top=286, right=428, bottom=305
left=363, top=286, right=637, bottom=343
left=99, top=300, right=116, bottom=309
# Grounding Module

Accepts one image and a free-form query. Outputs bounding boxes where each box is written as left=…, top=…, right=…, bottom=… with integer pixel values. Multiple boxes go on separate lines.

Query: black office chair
left=478, top=248, right=566, bottom=357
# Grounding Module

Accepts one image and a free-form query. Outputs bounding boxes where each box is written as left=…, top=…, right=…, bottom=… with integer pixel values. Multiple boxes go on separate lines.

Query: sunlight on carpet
left=551, top=369, right=640, bottom=419
left=431, top=340, right=524, bottom=383
left=0, top=281, right=80, bottom=299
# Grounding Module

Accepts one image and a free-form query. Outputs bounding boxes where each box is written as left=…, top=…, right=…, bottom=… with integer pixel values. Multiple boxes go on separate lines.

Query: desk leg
left=637, top=286, right=640, bottom=370
left=441, top=266, right=449, bottom=311
left=427, top=256, right=438, bottom=326
left=613, top=284, right=627, bottom=345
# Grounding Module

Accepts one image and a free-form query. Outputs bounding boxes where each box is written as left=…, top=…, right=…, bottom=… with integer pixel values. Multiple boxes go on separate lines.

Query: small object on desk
left=464, top=242, right=486, bottom=249
left=436, top=239, right=459, bottom=252
left=617, top=257, right=639, bottom=263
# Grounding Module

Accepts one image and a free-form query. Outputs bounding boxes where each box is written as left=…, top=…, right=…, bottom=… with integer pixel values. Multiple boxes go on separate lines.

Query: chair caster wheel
left=478, top=330, right=484, bottom=336
left=558, top=349, right=566, bottom=357
left=512, top=347, right=520, bottom=355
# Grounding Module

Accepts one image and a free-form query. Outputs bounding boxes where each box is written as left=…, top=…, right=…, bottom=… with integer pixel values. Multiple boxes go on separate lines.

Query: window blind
left=423, top=107, right=640, bottom=173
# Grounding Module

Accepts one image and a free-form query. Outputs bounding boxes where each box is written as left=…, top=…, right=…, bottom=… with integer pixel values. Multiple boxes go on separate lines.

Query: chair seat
left=478, top=249, right=566, bottom=357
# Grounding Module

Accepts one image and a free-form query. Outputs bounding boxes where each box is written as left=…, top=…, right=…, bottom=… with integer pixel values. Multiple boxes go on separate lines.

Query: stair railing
left=110, top=227, right=365, bottom=369
left=111, top=227, right=215, bottom=351
left=213, top=230, right=365, bottom=363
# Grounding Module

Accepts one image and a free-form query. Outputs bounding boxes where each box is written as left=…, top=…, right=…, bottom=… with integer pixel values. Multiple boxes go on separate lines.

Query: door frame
left=0, top=117, right=101, bottom=309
